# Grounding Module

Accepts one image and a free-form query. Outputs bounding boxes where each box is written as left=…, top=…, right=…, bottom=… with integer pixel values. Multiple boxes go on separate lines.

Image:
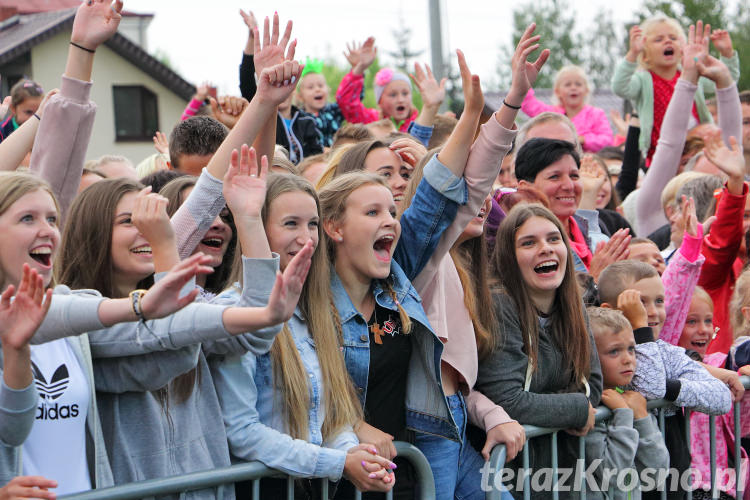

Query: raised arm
left=637, top=22, right=708, bottom=236
left=336, top=37, right=379, bottom=125
left=611, top=25, right=645, bottom=101
left=29, top=0, right=122, bottom=221
left=0, top=90, right=57, bottom=172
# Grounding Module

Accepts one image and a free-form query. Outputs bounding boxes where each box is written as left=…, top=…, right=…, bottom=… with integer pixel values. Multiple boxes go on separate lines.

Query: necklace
left=370, top=306, right=385, bottom=345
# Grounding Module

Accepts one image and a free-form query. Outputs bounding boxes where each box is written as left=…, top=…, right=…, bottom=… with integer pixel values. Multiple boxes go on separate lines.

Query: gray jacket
left=476, top=293, right=603, bottom=500
left=585, top=409, right=669, bottom=500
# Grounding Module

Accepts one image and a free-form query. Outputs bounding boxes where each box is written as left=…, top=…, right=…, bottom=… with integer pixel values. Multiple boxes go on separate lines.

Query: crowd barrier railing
left=486, top=376, right=750, bottom=500
left=59, top=441, right=435, bottom=500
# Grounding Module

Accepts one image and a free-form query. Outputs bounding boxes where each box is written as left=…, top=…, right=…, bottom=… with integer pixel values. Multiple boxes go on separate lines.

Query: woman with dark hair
left=476, top=203, right=602, bottom=499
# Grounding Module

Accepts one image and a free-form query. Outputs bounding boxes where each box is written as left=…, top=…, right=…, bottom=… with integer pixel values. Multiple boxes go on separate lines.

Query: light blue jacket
left=211, top=305, right=358, bottom=480
left=334, top=156, right=466, bottom=442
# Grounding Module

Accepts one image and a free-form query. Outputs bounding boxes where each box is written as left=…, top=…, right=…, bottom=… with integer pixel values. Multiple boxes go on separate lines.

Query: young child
left=296, top=58, right=345, bottom=148
left=676, top=282, right=750, bottom=500
left=598, top=260, right=732, bottom=500
left=336, top=37, right=418, bottom=132
left=628, top=238, right=666, bottom=276
left=612, top=16, right=739, bottom=162
left=276, top=92, right=323, bottom=164
left=586, top=307, right=669, bottom=500
left=0, top=80, right=44, bottom=144
left=521, top=65, right=613, bottom=152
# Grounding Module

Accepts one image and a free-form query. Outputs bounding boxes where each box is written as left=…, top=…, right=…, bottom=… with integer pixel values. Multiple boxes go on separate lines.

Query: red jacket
left=335, top=71, right=417, bottom=132
left=699, top=182, right=747, bottom=354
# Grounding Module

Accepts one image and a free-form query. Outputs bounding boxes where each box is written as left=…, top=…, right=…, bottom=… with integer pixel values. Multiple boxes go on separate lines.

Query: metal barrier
left=486, top=376, right=750, bottom=500
left=59, top=441, right=435, bottom=500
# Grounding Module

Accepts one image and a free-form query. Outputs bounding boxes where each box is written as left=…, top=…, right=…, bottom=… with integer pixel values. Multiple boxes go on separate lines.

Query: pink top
left=659, top=226, right=705, bottom=345
left=520, top=88, right=613, bottom=152
left=412, top=116, right=516, bottom=431
left=689, top=350, right=750, bottom=497
left=335, top=71, right=417, bottom=132
left=180, top=98, right=204, bottom=121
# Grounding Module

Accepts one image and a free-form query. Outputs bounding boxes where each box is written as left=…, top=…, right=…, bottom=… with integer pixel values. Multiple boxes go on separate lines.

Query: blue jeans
left=415, top=393, right=513, bottom=500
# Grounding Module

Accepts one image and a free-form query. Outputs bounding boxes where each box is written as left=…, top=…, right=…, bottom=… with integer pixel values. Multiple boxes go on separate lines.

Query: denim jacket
left=210, top=305, right=358, bottom=480
left=333, top=156, right=466, bottom=442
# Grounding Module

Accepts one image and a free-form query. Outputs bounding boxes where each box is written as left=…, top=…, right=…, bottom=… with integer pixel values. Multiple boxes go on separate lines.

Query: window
left=112, top=86, right=159, bottom=141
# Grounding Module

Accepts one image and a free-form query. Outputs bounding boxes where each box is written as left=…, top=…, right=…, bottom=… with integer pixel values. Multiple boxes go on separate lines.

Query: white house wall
left=31, top=30, right=187, bottom=165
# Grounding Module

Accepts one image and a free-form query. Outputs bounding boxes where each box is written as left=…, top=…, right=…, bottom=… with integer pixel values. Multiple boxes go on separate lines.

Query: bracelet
left=70, top=41, right=96, bottom=54
left=502, top=99, right=521, bottom=110
left=33, top=113, right=41, bottom=121
left=129, top=289, right=148, bottom=321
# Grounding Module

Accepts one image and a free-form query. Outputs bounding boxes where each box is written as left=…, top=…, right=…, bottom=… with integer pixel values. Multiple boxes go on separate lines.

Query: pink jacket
left=689, top=350, right=750, bottom=498
left=659, top=227, right=705, bottom=345
left=412, top=116, right=516, bottom=432
left=30, top=76, right=96, bottom=221
left=335, top=72, right=417, bottom=132
left=520, top=88, right=613, bottom=152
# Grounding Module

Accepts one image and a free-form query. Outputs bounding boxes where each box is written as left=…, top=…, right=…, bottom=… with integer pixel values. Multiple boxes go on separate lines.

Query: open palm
left=71, top=0, right=123, bottom=49
left=0, top=265, right=52, bottom=350
left=223, top=145, right=268, bottom=219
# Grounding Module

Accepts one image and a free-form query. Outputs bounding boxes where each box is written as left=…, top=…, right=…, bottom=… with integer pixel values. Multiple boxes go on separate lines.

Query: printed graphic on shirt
left=32, top=361, right=79, bottom=420
left=370, top=314, right=401, bottom=345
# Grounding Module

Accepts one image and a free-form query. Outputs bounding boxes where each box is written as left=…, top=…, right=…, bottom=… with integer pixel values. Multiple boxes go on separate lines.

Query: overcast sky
left=122, top=0, right=647, bottom=94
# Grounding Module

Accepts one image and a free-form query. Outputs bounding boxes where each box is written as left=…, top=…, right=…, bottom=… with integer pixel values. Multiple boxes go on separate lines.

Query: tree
left=729, top=1, right=750, bottom=91
left=635, top=0, right=726, bottom=32
left=386, top=14, right=425, bottom=75
left=494, top=0, right=581, bottom=89
left=578, top=8, right=622, bottom=90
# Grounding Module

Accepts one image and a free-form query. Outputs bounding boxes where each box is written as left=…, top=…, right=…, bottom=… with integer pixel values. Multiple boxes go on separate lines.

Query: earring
left=337, top=236, right=343, bottom=242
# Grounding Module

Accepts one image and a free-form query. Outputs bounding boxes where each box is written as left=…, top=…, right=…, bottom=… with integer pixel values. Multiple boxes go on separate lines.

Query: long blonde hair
left=0, top=172, right=60, bottom=287
left=318, top=172, right=412, bottom=334
left=245, top=174, right=361, bottom=440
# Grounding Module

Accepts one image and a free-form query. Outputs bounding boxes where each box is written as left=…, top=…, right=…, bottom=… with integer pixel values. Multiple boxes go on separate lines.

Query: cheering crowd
left=1, top=1, right=750, bottom=499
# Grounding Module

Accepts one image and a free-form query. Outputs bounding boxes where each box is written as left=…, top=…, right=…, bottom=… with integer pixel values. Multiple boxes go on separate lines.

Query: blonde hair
left=730, top=270, right=750, bottom=336
left=318, top=172, right=412, bottom=334
left=315, top=143, right=357, bottom=191
left=587, top=307, right=632, bottom=340
left=638, top=15, right=686, bottom=69
left=660, top=171, right=707, bottom=213
left=135, top=153, right=170, bottom=179
left=235, top=174, right=361, bottom=439
left=553, top=65, right=592, bottom=106
left=0, top=172, right=60, bottom=287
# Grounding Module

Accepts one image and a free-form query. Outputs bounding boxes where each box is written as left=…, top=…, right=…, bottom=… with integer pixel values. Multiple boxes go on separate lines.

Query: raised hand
left=411, top=63, right=446, bottom=109
left=194, top=82, right=211, bottom=102
left=35, top=89, right=59, bottom=119
left=152, top=130, right=169, bottom=155
left=252, top=12, right=295, bottom=78
left=617, top=289, right=648, bottom=330
left=0, top=96, right=10, bottom=120
left=344, top=39, right=365, bottom=69
left=223, top=144, right=268, bottom=220
left=508, top=23, right=550, bottom=101
left=209, top=95, right=250, bottom=129
left=579, top=154, right=607, bottom=210
left=132, top=187, right=174, bottom=248
left=139, top=253, right=214, bottom=319
left=678, top=195, right=698, bottom=239
left=696, top=54, right=733, bottom=89
left=265, top=239, right=314, bottom=324
left=70, top=0, right=123, bottom=51
left=589, top=228, right=631, bottom=282
left=456, top=49, right=483, bottom=116
left=710, top=29, right=734, bottom=58
left=389, top=137, right=426, bottom=168
left=626, top=25, right=644, bottom=60
left=350, top=37, right=377, bottom=75
left=681, top=21, right=710, bottom=84
left=240, top=9, right=258, bottom=34
left=703, top=132, right=745, bottom=194
left=0, top=265, right=53, bottom=351
left=257, top=60, right=303, bottom=106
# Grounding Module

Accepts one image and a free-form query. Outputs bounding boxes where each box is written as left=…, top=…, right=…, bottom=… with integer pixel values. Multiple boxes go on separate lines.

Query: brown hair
left=492, top=203, right=591, bottom=384
left=319, top=172, right=412, bottom=334
left=597, top=260, right=658, bottom=306
left=10, top=79, right=43, bottom=108
left=332, top=123, right=373, bottom=148
left=587, top=306, right=632, bottom=340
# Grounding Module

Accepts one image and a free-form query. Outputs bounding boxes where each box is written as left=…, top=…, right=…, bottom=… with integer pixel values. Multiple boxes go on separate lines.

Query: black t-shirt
left=364, top=303, right=411, bottom=440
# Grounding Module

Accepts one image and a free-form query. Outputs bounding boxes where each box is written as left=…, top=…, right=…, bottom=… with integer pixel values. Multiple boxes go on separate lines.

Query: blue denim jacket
left=333, top=156, right=466, bottom=442
left=210, top=304, right=358, bottom=481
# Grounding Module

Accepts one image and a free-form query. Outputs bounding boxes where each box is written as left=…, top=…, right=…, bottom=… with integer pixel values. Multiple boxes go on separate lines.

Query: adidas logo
left=31, top=362, right=79, bottom=420
left=32, top=362, right=69, bottom=400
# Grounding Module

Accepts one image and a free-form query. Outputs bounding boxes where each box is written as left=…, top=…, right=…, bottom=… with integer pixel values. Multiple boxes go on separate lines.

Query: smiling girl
left=476, top=204, right=602, bottom=499
left=521, top=65, right=613, bottom=152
